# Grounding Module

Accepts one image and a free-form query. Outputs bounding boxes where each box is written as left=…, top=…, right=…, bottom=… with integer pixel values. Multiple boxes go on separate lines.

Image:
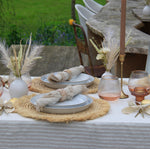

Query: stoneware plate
left=30, top=94, right=93, bottom=114
left=41, top=73, right=94, bottom=89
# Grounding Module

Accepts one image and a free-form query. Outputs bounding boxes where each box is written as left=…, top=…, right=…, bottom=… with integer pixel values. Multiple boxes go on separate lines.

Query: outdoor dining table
left=1, top=77, right=150, bottom=149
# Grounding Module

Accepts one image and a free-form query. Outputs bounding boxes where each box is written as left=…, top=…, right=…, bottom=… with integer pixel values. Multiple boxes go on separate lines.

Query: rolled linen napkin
left=36, top=85, right=87, bottom=112
left=48, top=65, right=85, bottom=82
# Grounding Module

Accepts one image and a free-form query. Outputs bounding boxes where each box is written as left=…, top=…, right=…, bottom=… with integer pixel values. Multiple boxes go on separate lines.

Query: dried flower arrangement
left=0, top=34, right=43, bottom=77
left=90, top=29, right=131, bottom=72
left=145, top=0, right=150, bottom=5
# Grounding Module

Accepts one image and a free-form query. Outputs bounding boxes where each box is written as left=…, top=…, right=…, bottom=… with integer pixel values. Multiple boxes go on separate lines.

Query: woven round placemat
left=11, top=94, right=110, bottom=123
left=30, top=77, right=100, bottom=94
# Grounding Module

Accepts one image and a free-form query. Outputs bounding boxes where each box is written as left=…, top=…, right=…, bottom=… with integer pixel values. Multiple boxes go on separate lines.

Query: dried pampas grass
left=90, top=28, right=132, bottom=71
left=0, top=33, right=43, bottom=77
left=21, top=45, right=43, bottom=75
left=103, top=29, right=120, bottom=71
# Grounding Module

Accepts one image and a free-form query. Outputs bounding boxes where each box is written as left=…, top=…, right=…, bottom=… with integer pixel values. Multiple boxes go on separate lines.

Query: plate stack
left=31, top=94, right=93, bottom=114
left=41, top=73, right=94, bottom=89
left=30, top=72, right=94, bottom=114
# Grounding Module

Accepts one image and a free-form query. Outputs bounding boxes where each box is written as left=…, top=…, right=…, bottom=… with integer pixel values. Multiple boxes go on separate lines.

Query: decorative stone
left=9, top=78, right=28, bottom=98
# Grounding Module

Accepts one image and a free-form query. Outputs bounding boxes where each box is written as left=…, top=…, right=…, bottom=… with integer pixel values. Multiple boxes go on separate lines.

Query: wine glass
left=128, top=70, right=150, bottom=102
left=21, top=73, right=32, bottom=88
left=98, top=75, right=121, bottom=101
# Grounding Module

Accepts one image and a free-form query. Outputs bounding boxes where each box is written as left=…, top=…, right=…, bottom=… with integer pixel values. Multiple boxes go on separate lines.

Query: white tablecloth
left=0, top=79, right=150, bottom=149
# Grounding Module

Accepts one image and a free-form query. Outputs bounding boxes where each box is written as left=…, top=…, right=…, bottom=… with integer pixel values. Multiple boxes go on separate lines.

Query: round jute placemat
left=11, top=94, right=110, bottom=123
left=29, top=77, right=100, bottom=94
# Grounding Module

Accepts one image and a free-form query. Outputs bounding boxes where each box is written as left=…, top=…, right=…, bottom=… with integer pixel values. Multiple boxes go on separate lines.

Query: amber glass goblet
left=128, top=70, right=150, bottom=102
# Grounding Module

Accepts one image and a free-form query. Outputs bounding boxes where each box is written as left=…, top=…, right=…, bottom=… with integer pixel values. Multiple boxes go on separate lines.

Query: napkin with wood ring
left=48, top=65, right=85, bottom=82
left=36, top=85, right=87, bottom=112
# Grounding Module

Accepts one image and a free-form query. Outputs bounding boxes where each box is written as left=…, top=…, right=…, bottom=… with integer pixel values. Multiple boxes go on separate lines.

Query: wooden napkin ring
left=64, top=69, right=72, bottom=80
left=58, top=89, right=67, bottom=102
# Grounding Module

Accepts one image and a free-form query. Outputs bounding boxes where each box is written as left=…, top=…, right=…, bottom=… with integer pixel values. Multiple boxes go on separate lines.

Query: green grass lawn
left=1, top=0, right=106, bottom=45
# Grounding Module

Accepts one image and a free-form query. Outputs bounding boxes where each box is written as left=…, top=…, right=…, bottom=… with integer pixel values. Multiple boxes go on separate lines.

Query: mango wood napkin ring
left=64, top=69, right=72, bottom=80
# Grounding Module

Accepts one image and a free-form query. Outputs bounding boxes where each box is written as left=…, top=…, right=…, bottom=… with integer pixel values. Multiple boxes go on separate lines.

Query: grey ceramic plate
left=30, top=94, right=93, bottom=114
left=41, top=73, right=94, bottom=89
left=49, top=72, right=90, bottom=83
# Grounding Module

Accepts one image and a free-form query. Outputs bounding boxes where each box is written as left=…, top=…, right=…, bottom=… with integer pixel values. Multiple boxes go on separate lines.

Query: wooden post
left=71, top=0, right=76, bottom=20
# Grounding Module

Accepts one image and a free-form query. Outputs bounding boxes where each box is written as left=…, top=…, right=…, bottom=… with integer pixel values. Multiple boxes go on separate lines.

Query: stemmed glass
left=128, top=70, right=150, bottom=102
left=0, top=78, right=3, bottom=97
left=21, top=73, right=32, bottom=88
left=98, top=75, right=121, bottom=101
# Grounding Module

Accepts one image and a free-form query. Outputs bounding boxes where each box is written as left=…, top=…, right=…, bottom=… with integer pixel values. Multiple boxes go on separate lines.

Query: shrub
left=6, top=24, right=22, bottom=46
left=34, top=22, right=77, bottom=46
left=3, top=22, right=83, bottom=46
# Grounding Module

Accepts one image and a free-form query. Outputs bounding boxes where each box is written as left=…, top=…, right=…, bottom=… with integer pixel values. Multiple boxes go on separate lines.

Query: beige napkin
left=36, top=85, right=87, bottom=111
left=48, top=65, right=85, bottom=82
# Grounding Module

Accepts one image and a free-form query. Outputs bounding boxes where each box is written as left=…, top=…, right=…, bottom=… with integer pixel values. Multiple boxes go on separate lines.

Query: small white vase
left=102, top=71, right=112, bottom=77
left=9, top=78, right=28, bottom=98
left=8, top=72, right=32, bottom=88
left=143, top=5, right=150, bottom=16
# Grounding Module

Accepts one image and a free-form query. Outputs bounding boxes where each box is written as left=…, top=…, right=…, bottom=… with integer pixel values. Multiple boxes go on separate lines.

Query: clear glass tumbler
left=98, top=75, right=121, bottom=101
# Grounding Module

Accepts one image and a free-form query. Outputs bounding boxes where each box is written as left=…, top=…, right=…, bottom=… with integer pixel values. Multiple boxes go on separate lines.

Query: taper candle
left=119, top=0, right=129, bottom=99
left=120, top=0, right=126, bottom=55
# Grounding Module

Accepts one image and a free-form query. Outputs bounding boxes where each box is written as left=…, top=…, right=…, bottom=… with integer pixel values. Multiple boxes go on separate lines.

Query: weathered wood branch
left=87, top=0, right=150, bottom=55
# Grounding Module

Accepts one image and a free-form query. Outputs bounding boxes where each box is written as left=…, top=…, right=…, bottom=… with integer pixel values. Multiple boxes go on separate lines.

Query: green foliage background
left=0, top=0, right=106, bottom=46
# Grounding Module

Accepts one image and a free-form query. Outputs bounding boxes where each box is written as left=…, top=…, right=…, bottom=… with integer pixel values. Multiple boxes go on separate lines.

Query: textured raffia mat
left=11, top=94, right=110, bottom=123
left=29, top=77, right=100, bottom=94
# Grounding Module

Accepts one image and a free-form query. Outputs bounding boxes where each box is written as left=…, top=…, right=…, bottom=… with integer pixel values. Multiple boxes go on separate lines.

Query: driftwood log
left=86, top=0, right=150, bottom=77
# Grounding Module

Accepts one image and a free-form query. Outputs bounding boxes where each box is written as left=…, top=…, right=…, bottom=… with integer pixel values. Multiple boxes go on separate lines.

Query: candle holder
left=119, top=54, right=129, bottom=99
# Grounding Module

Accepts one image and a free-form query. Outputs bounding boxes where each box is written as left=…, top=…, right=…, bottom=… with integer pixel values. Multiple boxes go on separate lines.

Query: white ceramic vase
left=9, top=78, right=28, bottom=98
left=8, top=72, right=32, bottom=88
left=143, top=5, right=150, bottom=16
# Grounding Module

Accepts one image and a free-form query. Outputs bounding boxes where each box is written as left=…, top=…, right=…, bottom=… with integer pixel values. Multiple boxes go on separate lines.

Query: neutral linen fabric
left=1, top=121, right=150, bottom=149
left=48, top=65, right=84, bottom=82
left=36, top=85, right=87, bottom=111
left=1, top=78, right=150, bottom=149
